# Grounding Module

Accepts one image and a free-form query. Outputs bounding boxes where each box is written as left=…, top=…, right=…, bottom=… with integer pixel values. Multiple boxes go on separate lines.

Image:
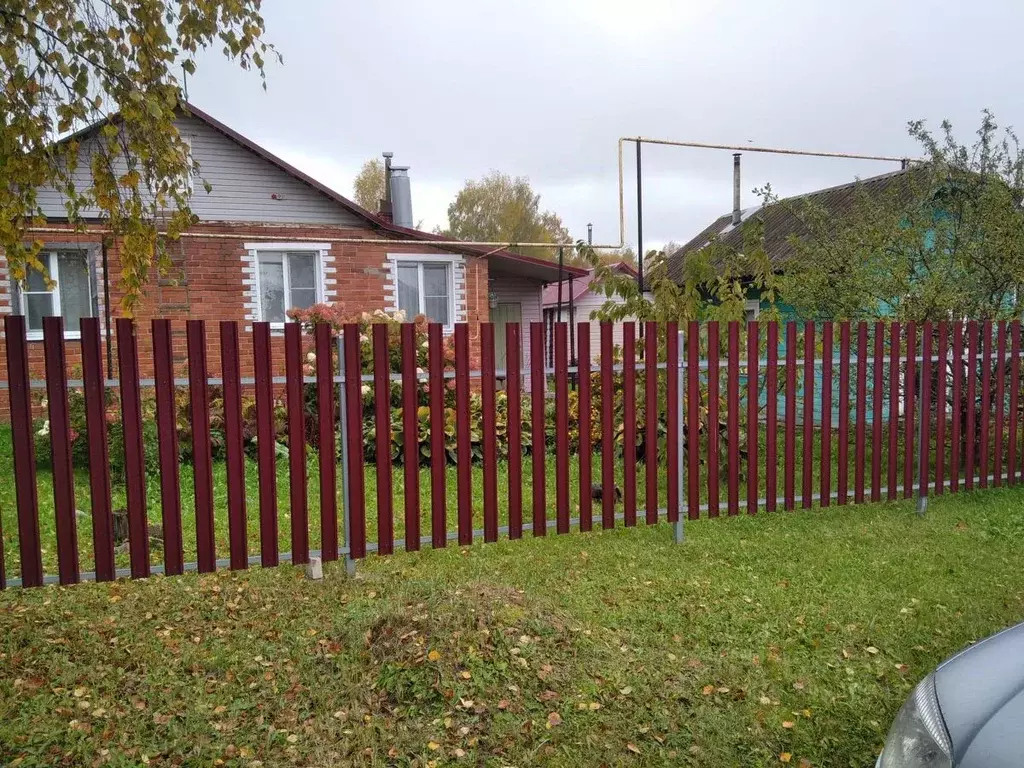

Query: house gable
left=34, top=115, right=363, bottom=228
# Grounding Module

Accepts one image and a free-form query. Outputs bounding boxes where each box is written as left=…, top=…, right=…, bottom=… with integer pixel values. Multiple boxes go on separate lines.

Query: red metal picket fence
left=1, top=316, right=1020, bottom=589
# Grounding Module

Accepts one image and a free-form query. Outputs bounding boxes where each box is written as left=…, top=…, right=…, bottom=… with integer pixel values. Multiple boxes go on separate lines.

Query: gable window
left=394, top=261, right=453, bottom=326
left=15, top=250, right=94, bottom=338
left=254, top=250, right=321, bottom=324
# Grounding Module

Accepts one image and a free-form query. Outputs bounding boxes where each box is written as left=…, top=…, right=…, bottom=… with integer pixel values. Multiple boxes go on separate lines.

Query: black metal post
left=636, top=141, right=643, bottom=293
left=636, top=140, right=644, bottom=354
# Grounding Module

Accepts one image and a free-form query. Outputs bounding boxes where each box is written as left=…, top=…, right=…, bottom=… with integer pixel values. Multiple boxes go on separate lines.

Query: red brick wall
left=0, top=221, right=493, bottom=416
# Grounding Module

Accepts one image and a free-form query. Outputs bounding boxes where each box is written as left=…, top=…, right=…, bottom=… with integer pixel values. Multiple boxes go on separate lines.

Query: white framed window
left=15, top=250, right=94, bottom=339
left=389, top=254, right=459, bottom=327
left=744, top=298, right=761, bottom=322
left=252, top=248, right=323, bottom=325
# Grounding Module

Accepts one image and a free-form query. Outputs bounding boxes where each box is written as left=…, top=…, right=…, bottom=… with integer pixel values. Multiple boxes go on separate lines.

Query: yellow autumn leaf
left=427, top=650, right=441, bottom=662
left=782, top=721, right=795, bottom=729
left=780, top=752, right=792, bottom=763
left=427, top=741, right=441, bottom=751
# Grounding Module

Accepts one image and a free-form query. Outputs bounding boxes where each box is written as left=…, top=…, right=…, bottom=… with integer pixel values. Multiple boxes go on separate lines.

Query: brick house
left=0, top=102, right=584, bottom=389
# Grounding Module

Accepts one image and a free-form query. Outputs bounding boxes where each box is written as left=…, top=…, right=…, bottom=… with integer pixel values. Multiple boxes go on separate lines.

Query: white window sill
left=26, top=331, right=82, bottom=342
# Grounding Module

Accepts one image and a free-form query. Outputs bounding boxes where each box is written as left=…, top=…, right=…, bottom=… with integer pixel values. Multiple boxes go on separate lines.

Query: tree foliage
left=440, top=171, right=570, bottom=258
left=768, top=110, right=1024, bottom=321
left=352, top=157, right=384, bottom=212
left=581, top=218, right=779, bottom=325
left=0, top=0, right=276, bottom=310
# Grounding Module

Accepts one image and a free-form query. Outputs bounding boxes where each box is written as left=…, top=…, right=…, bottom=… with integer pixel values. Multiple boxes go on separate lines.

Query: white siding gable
left=34, top=116, right=363, bottom=227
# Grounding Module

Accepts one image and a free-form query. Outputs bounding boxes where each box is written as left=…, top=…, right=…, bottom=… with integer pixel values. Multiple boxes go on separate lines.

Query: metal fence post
left=338, top=330, right=356, bottom=576
left=675, top=328, right=686, bottom=544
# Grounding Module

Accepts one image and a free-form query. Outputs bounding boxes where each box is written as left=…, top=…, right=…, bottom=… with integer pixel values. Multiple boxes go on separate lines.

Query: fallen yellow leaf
left=427, top=650, right=441, bottom=662
left=782, top=721, right=795, bottom=729
left=780, top=752, right=792, bottom=763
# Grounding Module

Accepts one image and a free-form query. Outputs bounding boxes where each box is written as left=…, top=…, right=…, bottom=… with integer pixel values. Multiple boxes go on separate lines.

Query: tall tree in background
left=0, top=0, right=276, bottom=310
left=441, top=171, right=570, bottom=258
left=352, top=158, right=385, bottom=212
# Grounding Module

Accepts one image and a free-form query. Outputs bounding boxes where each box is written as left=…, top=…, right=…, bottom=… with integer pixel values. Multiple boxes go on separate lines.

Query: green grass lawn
left=3, top=484, right=1024, bottom=766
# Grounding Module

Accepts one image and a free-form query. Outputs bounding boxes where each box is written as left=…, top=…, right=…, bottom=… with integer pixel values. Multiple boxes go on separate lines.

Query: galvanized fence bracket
left=337, top=331, right=356, bottom=577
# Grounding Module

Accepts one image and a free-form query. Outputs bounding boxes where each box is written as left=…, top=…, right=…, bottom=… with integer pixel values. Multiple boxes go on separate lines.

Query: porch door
left=492, top=302, right=522, bottom=371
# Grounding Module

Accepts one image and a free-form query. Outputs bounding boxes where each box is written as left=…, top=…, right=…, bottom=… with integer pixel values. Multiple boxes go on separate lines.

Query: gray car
left=877, top=621, right=1024, bottom=767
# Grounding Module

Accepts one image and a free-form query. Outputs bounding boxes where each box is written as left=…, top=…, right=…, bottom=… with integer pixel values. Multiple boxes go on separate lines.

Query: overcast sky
left=190, top=0, right=1024, bottom=252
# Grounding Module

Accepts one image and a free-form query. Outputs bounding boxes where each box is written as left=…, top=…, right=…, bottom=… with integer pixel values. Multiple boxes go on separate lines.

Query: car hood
left=934, top=621, right=1024, bottom=767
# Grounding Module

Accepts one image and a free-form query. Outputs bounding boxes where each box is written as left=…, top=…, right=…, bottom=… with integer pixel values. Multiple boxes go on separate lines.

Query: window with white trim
left=395, top=261, right=453, bottom=326
left=15, top=250, right=94, bottom=338
left=254, top=250, right=322, bottom=324
left=744, top=299, right=761, bottom=322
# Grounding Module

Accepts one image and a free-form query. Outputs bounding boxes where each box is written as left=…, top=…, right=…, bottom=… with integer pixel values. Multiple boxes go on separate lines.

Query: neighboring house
left=0, top=102, right=584, bottom=389
left=665, top=166, right=921, bottom=318
left=540, top=262, right=652, bottom=364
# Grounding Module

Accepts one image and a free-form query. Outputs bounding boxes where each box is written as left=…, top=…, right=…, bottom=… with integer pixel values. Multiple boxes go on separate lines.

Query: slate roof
left=666, top=166, right=927, bottom=281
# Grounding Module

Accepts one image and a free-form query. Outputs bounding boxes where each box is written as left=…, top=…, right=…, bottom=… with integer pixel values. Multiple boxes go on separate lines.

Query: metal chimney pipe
left=732, top=153, right=741, bottom=226
left=379, top=151, right=394, bottom=221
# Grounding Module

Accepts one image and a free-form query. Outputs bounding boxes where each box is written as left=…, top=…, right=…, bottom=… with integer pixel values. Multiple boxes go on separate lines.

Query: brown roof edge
left=53, top=100, right=584, bottom=277
left=181, top=103, right=587, bottom=277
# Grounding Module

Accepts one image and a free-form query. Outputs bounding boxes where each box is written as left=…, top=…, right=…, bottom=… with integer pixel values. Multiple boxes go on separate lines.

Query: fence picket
left=645, top=322, right=659, bottom=523
left=401, top=323, right=421, bottom=550
left=253, top=322, right=278, bottom=567
left=747, top=321, right=759, bottom=515
left=344, top=324, right=367, bottom=558
left=5, top=315, right=41, bottom=587
left=153, top=319, right=184, bottom=576
left=81, top=317, right=114, bottom=582
left=506, top=323, right=524, bottom=539
left=837, top=322, right=850, bottom=505
left=965, top=321, right=978, bottom=490
left=935, top=323, right=949, bottom=496
left=871, top=323, right=884, bottom=502
left=285, top=323, right=309, bottom=564
left=708, top=321, right=721, bottom=516
left=1010, top=323, right=1021, bottom=485
left=888, top=322, right=901, bottom=500
left=784, top=322, right=797, bottom=511
left=118, top=319, right=150, bottom=579
left=855, top=323, right=869, bottom=504
left=482, top=323, right=499, bottom=542
left=373, top=324, right=394, bottom=555
left=687, top=321, right=701, bottom=520
left=666, top=322, right=679, bottom=522
left=820, top=322, right=833, bottom=508
left=315, top=323, right=338, bottom=560
left=579, top=323, right=594, bottom=530
left=427, top=323, right=446, bottom=548
left=802, top=322, right=815, bottom=509
left=980, top=321, right=993, bottom=487
left=995, top=322, right=1007, bottom=487
left=919, top=322, right=933, bottom=498
left=766, top=321, right=779, bottom=512
left=601, top=322, right=616, bottom=527
left=555, top=322, right=570, bottom=533
left=455, top=324, right=472, bottom=545
left=530, top=322, right=546, bottom=536
left=904, top=322, right=917, bottom=499
left=220, top=321, right=248, bottom=570
left=623, top=322, right=637, bottom=526
left=43, top=318, right=79, bottom=585
left=727, top=321, right=740, bottom=516
left=951, top=322, right=965, bottom=492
